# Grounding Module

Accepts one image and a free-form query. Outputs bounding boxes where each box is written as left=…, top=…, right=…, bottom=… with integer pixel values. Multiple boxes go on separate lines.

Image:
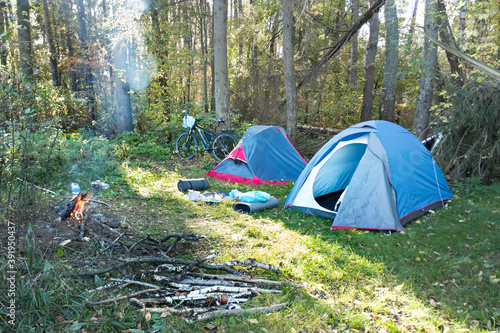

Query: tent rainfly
left=285, top=121, right=453, bottom=231
left=206, top=126, right=307, bottom=185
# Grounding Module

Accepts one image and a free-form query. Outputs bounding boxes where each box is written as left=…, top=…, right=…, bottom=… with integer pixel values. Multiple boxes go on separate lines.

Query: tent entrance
left=312, top=143, right=367, bottom=211
left=314, top=189, right=345, bottom=211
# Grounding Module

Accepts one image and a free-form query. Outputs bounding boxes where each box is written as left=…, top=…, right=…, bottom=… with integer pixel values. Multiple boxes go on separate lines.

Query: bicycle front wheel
left=212, top=132, right=238, bottom=161
left=176, top=132, right=199, bottom=160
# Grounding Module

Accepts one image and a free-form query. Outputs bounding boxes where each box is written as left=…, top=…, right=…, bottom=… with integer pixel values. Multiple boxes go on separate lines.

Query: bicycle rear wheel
left=212, top=132, right=238, bottom=161
left=176, top=132, right=199, bottom=160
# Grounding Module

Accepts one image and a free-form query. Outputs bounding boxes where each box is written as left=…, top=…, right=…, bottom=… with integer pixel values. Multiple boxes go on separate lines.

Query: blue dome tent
left=285, top=121, right=452, bottom=231
left=206, top=126, right=307, bottom=184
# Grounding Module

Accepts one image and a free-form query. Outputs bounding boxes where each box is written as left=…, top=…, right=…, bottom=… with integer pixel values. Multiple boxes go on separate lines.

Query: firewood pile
left=57, top=201, right=297, bottom=322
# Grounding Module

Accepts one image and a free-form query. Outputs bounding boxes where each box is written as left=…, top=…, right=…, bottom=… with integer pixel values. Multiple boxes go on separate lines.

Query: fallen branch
left=130, top=298, right=145, bottom=308
left=159, top=233, right=205, bottom=243
left=160, top=233, right=206, bottom=255
left=139, top=307, right=209, bottom=316
left=86, top=281, right=126, bottom=294
left=187, top=286, right=281, bottom=295
left=101, top=232, right=127, bottom=253
left=182, top=278, right=248, bottom=287
left=418, top=26, right=500, bottom=82
left=89, top=198, right=111, bottom=207
left=194, top=302, right=289, bottom=321
left=188, top=272, right=303, bottom=288
left=222, top=258, right=280, bottom=272
left=77, top=214, right=89, bottom=241
left=297, top=125, right=342, bottom=136
left=136, top=292, right=252, bottom=306
left=87, top=288, right=159, bottom=305
left=175, top=252, right=219, bottom=280
left=109, top=278, right=161, bottom=290
left=16, top=177, right=58, bottom=196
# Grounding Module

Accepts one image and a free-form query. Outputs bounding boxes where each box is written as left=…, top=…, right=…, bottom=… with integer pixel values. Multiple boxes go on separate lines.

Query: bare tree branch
left=296, top=0, right=386, bottom=91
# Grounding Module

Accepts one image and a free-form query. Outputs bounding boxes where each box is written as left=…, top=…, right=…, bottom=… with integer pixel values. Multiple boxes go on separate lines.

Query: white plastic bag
left=183, top=115, right=196, bottom=129
left=188, top=190, right=201, bottom=201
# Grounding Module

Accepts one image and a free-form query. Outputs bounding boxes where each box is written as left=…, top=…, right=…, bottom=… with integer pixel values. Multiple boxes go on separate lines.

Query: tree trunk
left=360, top=0, right=379, bottom=122
left=17, top=0, right=34, bottom=77
left=210, top=5, right=215, bottom=112
left=77, top=0, right=95, bottom=120
left=185, top=9, right=192, bottom=105
left=102, top=0, right=114, bottom=97
left=0, top=1, right=7, bottom=67
left=349, top=0, right=359, bottom=90
left=413, top=0, right=438, bottom=140
left=379, top=0, right=398, bottom=122
left=395, top=0, right=418, bottom=115
left=235, top=0, right=243, bottom=61
left=436, top=0, right=463, bottom=86
left=198, top=0, right=209, bottom=112
left=213, top=0, right=230, bottom=128
left=41, top=0, right=60, bottom=86
left=282, top=0, right=298, bottom=143
left=61, top=0, right=77, bottom=91
left=114, top=41, right=134, bottom=134
left=459, top=0, right=467, bottom=50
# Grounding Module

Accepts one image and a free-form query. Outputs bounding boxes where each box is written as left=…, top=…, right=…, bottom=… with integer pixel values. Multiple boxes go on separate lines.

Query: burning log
left=55, top=192, right=91, bottom=223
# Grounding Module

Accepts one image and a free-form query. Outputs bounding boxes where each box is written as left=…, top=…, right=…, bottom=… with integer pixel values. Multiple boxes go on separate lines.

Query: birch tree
left=17, top=0, right=33, bottom=77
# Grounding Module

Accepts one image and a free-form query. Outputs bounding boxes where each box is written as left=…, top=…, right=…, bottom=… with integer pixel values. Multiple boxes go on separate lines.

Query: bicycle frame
left=189, top=122, right=218, bottom=151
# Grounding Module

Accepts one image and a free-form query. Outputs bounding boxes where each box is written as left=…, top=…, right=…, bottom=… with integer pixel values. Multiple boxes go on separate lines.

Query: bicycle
left=175, top=111, right=238, bottom=161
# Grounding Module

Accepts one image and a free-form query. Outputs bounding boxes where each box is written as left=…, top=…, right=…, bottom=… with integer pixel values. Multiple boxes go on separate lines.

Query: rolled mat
left=177, top=178, right=210, bottom=192
left=232, top=196, right=279, bottom=213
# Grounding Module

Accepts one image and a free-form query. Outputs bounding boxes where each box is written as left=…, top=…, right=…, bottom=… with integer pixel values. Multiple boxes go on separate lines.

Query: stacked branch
left=73, top=231, right=297, bottom=322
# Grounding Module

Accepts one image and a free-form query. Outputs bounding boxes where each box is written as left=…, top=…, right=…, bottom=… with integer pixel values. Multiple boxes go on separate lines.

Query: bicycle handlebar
left=182, top=110, right=226, bottom=126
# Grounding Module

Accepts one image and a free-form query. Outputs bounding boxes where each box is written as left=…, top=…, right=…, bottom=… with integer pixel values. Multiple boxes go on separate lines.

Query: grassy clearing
left=2, top=155, right=499, bottom=332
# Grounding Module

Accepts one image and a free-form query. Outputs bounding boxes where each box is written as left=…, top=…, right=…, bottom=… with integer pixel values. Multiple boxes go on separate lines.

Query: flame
left=70, top=192, right=91, bottom=223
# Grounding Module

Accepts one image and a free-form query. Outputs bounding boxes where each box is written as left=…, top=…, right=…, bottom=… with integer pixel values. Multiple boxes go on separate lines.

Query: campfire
left=56, top=192, right=92, bottom=223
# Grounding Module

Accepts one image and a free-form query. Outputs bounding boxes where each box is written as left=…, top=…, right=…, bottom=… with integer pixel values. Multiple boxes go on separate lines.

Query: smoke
left=110, top=0, right=157, bottom=92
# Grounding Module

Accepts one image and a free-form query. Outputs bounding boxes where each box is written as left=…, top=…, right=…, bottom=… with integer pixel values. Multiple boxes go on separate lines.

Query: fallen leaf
left=144, top=310, right=151, bottom=322
left=394, top=284, right=404, bottom=292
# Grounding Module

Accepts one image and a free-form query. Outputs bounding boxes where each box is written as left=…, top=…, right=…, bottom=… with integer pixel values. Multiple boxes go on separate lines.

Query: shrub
left=436, top=82, right=500, bottom=183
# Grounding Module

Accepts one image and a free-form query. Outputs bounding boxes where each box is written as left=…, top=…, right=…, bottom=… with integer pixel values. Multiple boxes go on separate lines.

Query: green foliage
left=113, top=130, right=173, bottom=161
left=452, top=177, right=484, bottom=197
left=0, top=225, right=85, bottom=332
